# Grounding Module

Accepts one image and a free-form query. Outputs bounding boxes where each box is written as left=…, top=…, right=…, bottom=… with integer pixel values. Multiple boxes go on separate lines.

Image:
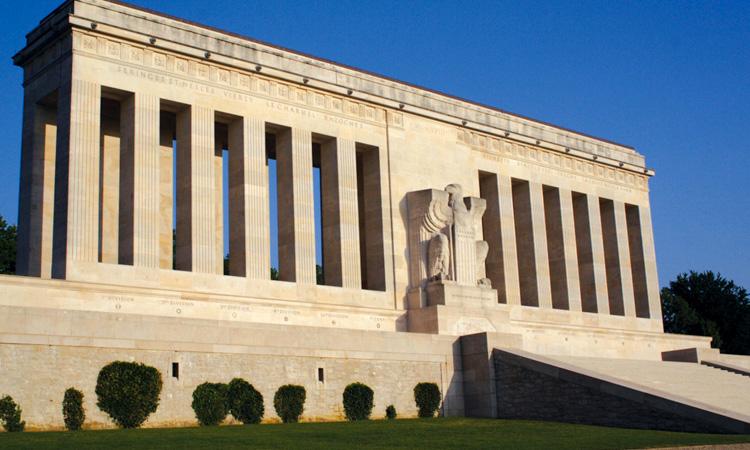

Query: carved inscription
left=466, top=129, right=648, bottom=192
left=77, top=32, right=386, bottom=129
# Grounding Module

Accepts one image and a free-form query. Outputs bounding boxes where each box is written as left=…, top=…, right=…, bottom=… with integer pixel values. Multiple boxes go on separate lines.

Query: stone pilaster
left=559, top=188, right=582, bottom=312
left=175, top=105, right=216, bottom=273
left=133, top=94, right=161, bottom=267
left=639, top=205, right=662, bottom=326
left=321, top=138, right=361, bottom=288
left=497, top=175, right=521, bottom=305
left=228, top=117, right=269, bottom=279
left=614, top=201, right=636, bottom=317
left=587, top=196, right=610, bottom=315
left=52, top=79, right=101, bottom=279
left=529, top=182, right=552, bottom=309
left=17, top=99, right=56, bottom=278
left=277, top=127, right=316, bottom=284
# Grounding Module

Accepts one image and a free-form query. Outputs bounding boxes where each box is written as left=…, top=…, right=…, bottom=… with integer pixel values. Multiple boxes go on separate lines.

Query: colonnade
left=16, top=82, right=385, bottom=291
left=16, top=79, right=660, bottom=321
left=480, top=173, right=661, bottom=319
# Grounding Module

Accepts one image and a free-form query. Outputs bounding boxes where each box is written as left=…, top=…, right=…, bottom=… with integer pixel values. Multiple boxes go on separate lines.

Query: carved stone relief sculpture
left=407, top=183, right=491, bottom=298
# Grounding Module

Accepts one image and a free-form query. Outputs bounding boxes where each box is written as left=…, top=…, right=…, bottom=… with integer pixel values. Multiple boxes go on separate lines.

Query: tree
left=662, top=271, right=750, bottom=355
left=0, top=215, right=16, bottom=275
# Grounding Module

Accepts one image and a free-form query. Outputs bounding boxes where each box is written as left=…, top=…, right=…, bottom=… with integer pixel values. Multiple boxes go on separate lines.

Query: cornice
left=14, top=0, right=653, bottom=175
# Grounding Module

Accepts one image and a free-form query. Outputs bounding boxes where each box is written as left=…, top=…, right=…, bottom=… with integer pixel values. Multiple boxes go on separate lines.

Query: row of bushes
left=0, top=361, right=443, bottom=431
left=192, top=381, right=303, bottom=425
left=192, top=380, right=440, bottom=425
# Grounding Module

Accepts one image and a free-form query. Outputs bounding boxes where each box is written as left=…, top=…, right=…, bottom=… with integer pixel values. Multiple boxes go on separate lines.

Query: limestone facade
left=0, top=0, right=723, bottom=429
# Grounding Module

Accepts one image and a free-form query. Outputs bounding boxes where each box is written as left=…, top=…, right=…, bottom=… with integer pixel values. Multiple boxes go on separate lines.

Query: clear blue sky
left=0, top=0, right=748, bottom=288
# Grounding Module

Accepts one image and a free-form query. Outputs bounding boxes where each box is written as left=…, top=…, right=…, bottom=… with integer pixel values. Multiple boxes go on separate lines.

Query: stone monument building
left=2, top=0, right=749, bottom=432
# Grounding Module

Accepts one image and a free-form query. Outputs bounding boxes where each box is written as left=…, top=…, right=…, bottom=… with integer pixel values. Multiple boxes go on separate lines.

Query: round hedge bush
left=273, top=385, right=306, bottom=423
left=342, top=382, right=373, bottom=421
left=413, top=382, right=441, bottom=418
left=0, top=395, right=25, bottom=432
left=385, top=404, right=397, bottom=420
left=227, top=378, right=264, bottom=424
left=192, top=383, right=228, bottom=426
left=95, top=361, right=163, bottom=428
left=62, top=388, right=85, bottom=431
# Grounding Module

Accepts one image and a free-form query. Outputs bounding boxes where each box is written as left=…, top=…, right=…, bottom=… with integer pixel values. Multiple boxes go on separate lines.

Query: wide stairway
left=493, top=349, right=750, bottom=433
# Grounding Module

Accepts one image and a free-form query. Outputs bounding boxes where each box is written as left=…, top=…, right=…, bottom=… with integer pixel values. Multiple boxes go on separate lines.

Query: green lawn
left=1, top=418, right=749, bottom=450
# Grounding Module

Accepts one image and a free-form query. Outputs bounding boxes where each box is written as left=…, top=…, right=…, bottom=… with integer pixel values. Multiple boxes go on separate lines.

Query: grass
left=1, top=418, right=749, bottom=450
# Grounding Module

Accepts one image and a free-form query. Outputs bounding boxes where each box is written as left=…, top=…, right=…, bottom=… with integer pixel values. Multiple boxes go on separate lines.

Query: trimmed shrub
left=95, top=361, right=163, bottom=428
left=0, top=395, right=25, bottom=432
left=192, top=383, right=229, bottom=426
left=274, top=385, right=306, bottom=423
left=342, top=382, right=374, bottom=421
left=227, top=378, right=264, bottom=424
left=62, top=388, right=85, bottom=431
left=385, top=404, right=397, bottom=420
left=414, top=382, right=441, bottom=418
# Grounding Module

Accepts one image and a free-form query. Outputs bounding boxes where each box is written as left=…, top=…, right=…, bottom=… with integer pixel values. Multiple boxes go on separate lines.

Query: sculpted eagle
left=428, top=232, right=450, bottom=280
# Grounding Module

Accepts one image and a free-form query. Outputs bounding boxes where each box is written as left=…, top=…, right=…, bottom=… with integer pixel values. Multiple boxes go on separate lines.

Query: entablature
left=14, top=0, right=653, bottom=175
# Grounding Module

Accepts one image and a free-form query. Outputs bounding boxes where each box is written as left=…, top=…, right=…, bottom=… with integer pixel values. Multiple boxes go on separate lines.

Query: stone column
left=158, top=114, right=174, bottom=270
left=214, top=129, right=224, bottom=274
left=276, top=127, right=316, bottom=284
left=16, top=99, right=56, bottom=278
left=120, top=93, right=160, bottom=267
left=175, top=105, right=216, bottom=273
left=99, top=102, right=120, bottom=264
left=52, top=79, right=101, bottom=279
left=529, top=182, right=553, bottom=309
left=321, top=138, right=361, bottom=288
left=497, top=175, right=521, bottom=305
left=228, top=117, right=269, bottom=279
left=614, top=201, right=636, bottom=317
left=588, top=196, right=610, bottom=315
left=358, top=145, right=386, bottom=291
left=559, top=188, right=583, bottom=312
left=639, top=205, right=663, bottom=327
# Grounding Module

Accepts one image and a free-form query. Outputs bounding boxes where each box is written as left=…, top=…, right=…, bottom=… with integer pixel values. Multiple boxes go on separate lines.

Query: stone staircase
left=492, top=349, right=750, bottom=434
left=702, top=359, right=750, bottom=377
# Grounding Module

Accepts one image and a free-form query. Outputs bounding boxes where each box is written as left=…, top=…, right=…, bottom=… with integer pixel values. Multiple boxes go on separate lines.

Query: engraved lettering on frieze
left=160, top=299, right=194, bottom=307
left=471, top=133, right=645, bottom=191
left=105, top=295, right=134, bottom=303
left=219, top=304, right=252, bottom=312
left=321, top=312, right=349, bottom=319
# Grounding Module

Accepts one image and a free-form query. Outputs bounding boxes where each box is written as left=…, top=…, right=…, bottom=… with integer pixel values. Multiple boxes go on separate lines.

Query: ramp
left=493, top=349, right=750, bottom=434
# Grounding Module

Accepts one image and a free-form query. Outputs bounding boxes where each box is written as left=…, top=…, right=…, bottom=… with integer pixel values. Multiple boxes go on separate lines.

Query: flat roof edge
left=19, top=0, right=648, bottom=168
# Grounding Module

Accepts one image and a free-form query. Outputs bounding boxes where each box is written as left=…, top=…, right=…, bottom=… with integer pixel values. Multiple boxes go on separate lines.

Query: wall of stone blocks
left=0, top=344, right=446, bottom=430
left=0, top=304, right=464, bottom=430
left=493, top=353, right=726, bottom=433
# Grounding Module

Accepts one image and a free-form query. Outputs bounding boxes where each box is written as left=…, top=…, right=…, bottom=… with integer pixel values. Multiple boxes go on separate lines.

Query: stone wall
left=493, top=350, right=730, bottom=433
left=0, top=304, right=464, bottom=430
left=0, top=344, right=442, bottom=430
